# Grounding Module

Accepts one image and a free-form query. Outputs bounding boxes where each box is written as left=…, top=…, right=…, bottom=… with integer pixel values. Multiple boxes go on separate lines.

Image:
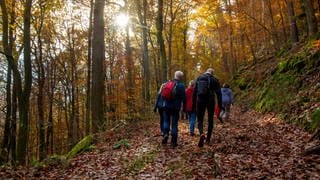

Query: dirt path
left=1, top=106, right=320, bottom=179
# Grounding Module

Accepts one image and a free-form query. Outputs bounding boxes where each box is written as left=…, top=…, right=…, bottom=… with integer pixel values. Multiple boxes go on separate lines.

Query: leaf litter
left=0, top=106, right=319, bottom=179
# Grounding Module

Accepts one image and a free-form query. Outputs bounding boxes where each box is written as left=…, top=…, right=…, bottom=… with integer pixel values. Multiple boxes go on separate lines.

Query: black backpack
left=197, top=74, right=212, bottom=96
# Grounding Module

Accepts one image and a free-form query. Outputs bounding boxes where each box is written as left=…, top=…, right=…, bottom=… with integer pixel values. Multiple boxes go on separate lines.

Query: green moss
left=237, top=77, right=251, bottom=90
left=311, top=108, right=320, bottom=131
left=254, top=71, right=297, bottom=113
left=127, top=149, right=157, bottom=174
left=66, top=135, right=93, bottom=159
left=44, top=154, right=68, bottom=168
left=113, top=139, right=131, bottom=150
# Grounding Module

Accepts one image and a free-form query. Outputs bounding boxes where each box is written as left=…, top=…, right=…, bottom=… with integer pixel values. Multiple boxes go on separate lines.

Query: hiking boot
left=198, top=134, right=206, bottom=147
left=205, top=137, right=211, bottom=145
left=190, top=132, right=195, bottom=137
left=218, top=117, right=224, bottom=123
left=171, top=142, right=178, bottom=148
left=162, top=135, right=168, bottom=144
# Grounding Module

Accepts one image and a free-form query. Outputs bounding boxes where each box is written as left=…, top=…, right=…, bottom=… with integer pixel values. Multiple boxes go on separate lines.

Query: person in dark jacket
left=186, top=80, right=196, bottom=136
left=162, top=71, right=186, bottom=148
left=154, top=83, right=166, bottom=135
left=192, top=68, right=223, bottom=147
left=220, top=83, right=234, bottom=121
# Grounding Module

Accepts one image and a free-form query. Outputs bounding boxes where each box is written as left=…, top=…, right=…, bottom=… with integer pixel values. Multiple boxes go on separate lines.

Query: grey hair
left=206, top=68, right=214, bottom=75
left=189, top=80, right=195, bottom=86
left=174, top=71, right=184, bottom=80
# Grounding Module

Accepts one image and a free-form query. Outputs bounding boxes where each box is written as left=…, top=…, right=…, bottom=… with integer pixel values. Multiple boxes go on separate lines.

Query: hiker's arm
left=181, top=85, right=186, bottom=112
left=192, top=79, right=198, bottom=110
left=213, top=79, right=223, bottom=109
left=230, top=89, right=234, bottom=104
left=154, top=94, right=160, bottom=112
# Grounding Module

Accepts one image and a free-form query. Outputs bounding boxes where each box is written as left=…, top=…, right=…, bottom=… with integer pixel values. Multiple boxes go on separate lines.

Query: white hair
left=174, top=71, right=184, bottom=80
left=206, top=68, right=214, bottom=75
left=189, top=80, right=195, bottom=86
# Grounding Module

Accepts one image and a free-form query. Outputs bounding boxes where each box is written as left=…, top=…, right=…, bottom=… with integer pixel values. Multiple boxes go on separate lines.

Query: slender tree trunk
left=266, top=0, right=280, bottom=50
left=304, top=0, right=318, bottom=36
left=135, top=0, right=150, bottom=102
left=287, top=0, right=299, bottom=43
left=91, top=0, right=106, bottom=133
left=1, top=0, right=11, bottom=161
left=278, top=0, right=288, bottom=42
left=86, top=0, right=94, bottom=135
left=125, top=17, right=135, bottom=116
left=17, top=0, right=32, bottom=164
left=36, top=1, right=46, bottom=160
left=10, top=85, right=17, bottom=162
left=156, top=0, right=167, bottom=83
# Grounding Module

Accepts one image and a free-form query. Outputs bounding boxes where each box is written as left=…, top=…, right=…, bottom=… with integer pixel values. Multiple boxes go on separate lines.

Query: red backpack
left=161, top=80, right=177, bottom=101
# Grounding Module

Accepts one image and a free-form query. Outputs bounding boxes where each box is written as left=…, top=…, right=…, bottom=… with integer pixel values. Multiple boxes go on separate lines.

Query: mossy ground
left=232, top=40, right=320, bottom=131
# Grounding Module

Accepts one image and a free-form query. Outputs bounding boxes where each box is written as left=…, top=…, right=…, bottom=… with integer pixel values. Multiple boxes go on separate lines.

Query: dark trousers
left=163, top=108, right=180, bottom=144
left=159, top=108, right=164, bottom=134
left=197, top=100, right=215, bottom=141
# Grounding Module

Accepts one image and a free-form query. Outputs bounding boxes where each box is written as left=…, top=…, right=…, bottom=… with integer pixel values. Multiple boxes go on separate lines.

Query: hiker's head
left=223, top=83, right=230, bottom=88
left=174, top=71, right=184, bottom=80
left=189, top=80, right=195, bottom=87
left=205, top=68, right=214, bottom=75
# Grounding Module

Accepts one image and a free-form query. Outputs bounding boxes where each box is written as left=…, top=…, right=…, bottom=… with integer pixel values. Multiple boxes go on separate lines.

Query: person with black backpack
left=161, top=71, right=186, bottom=148
left=192, top=68, right=223, bottom=147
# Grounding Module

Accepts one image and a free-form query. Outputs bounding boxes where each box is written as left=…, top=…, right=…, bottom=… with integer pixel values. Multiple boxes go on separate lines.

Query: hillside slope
left=232, top=40, right=320, bottom=132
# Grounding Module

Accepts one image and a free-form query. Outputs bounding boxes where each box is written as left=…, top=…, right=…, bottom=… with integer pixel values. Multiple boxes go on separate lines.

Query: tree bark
left=35, top=0, right=46, bottom=160
left=135, top=0, right=151, bottom=102
left=287, top=0, right=299, bottom=43
left=17, top=0, right=32, bottom=164
left=304, top=0, right=318, bottom=36
left=0, top=0, right=11, bottom=161
left=91, top=0, right=106, bottom=133
left=156, top=0, right=167, bottom=83
left=86, top=0, right=94, bottom=135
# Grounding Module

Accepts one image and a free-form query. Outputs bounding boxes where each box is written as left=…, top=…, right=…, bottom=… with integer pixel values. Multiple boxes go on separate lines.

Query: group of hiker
left=154, top=68, right=234, bottom=148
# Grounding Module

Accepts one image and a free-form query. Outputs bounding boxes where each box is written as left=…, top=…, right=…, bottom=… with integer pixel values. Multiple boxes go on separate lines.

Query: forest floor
left=1, top=106, right=320, bottom=179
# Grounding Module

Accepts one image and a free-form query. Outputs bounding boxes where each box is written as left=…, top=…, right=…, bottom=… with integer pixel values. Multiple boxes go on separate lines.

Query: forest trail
left=1, top=106, right=320, bottom=179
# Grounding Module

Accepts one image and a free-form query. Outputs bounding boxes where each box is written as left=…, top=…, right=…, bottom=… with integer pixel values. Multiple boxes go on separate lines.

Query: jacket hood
left=222, top=88, right=230, bottom=93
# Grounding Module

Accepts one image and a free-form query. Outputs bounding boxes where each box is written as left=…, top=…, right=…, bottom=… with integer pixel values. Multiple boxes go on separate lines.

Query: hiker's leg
left=197, top=102, right=206, bottom=135
left=188, top=112, right=196, bottom=135
left=163, top=109, right=170, bottom=136
left=171, top=109, right=179, bottom=145
left=159, top=108, right=164, bottom=134
left=220, top=104, right=226, bottom=118
left=225, top=104, right=231, bottom=121
left=207, top=102, right=214, bottom=142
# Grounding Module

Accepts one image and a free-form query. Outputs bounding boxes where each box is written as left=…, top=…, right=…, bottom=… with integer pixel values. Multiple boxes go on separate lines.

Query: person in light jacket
left=220, top=83, right=234, bottom=121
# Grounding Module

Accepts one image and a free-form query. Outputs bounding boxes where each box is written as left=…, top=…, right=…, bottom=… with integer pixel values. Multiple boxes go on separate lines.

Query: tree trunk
left=125, top=19, right=135, bottom=116
left=135, top=0, right=151, bottom=102
left=156, top=0, right=167, bottom=83
left=287, top=0, right=299, bottom=43
left=266, top=0, right=280, bottom=50
left=17, top=0, right=32, bottom=164
left=0, top=0, right=11, bottom=161
left=304, top=0, right=318, bottom=36
left=86, top=0, right=94, bottom=135
left=36, top=1, right=46, bottom=160
left=91, top=0, right=106, bottom=133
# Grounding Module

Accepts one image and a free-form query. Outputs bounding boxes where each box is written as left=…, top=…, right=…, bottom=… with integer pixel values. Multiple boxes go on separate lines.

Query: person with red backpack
left=186, top=80, right=196, bottom=136
left=192, top=68, right=223, bottom=147
left=161, top=71, right=186, bottom=148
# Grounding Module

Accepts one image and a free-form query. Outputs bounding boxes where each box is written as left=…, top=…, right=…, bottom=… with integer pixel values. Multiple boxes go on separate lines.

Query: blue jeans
left=163, top=108, right=180, bottom=144
left=188, top=112, right=196, bottom=134
left=159, top=108, right=164, bottom=134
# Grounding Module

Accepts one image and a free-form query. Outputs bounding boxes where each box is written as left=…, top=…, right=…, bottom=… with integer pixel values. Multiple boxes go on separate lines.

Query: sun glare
left=115, top=13, right=130, bottom=28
